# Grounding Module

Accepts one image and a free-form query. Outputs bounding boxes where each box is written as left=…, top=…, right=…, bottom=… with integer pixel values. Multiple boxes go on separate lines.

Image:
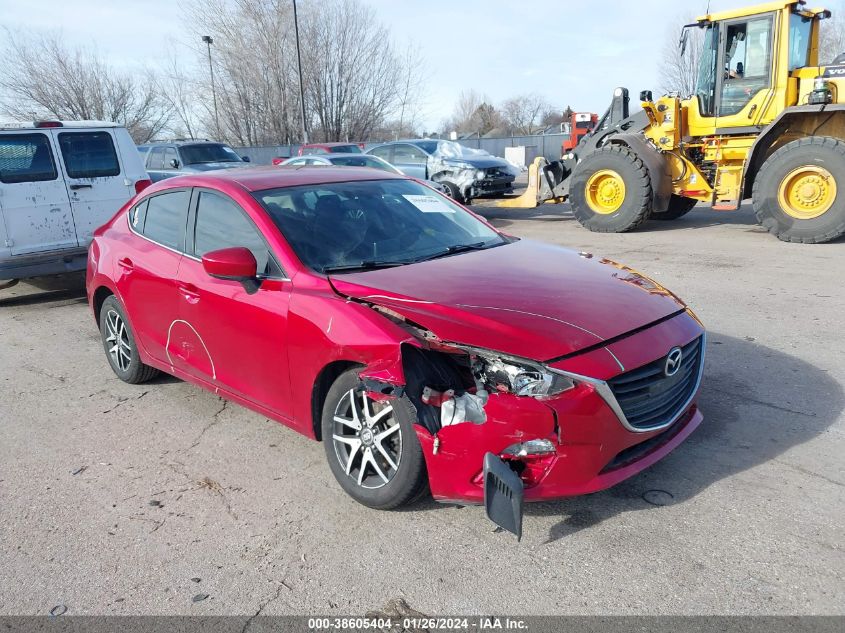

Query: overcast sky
left=0, top=0, right=806, bottom=130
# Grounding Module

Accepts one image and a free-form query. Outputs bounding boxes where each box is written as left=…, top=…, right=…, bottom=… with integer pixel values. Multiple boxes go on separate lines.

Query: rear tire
left=321, top=368, right=428, bottom=510
left=570, top=144, right=653, bottom=232
left=651, top=195, right=698, bottom=221
left=752, top=136, right=845, bottom=244
left=99, top=295, right=159, bottom=384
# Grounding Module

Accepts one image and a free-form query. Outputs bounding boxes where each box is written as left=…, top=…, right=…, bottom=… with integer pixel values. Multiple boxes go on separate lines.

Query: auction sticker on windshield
left=403, top=194, right=456, bottom=213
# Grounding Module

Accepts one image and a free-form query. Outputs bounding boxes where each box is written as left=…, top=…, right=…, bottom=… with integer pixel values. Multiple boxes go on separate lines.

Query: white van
left=0, top=121, right=150, bottom=285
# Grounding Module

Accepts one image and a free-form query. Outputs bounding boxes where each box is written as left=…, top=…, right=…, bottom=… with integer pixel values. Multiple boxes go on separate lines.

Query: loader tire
left=651, top=195, right=698, bottom=221
left=570, top=145, right=653, bottom=232
left=752, top=136, right=845, bottom=244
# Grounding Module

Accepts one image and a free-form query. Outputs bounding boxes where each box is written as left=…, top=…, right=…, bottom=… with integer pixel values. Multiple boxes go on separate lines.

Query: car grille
left=607, top=336, right=703, bottom=430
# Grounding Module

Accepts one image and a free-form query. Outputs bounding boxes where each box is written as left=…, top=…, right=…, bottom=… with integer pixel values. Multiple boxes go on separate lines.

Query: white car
left=0, top=120, right=149, bottom=287
left=279, top=153, right=449, bottom=195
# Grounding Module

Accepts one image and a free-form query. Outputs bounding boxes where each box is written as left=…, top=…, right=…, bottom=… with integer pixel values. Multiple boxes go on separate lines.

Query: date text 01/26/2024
left=307, top=617, right=528, bottom=630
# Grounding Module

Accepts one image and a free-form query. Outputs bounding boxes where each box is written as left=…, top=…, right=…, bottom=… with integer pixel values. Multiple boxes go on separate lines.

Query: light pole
left=292, top=0, right=309, bottom=144
left=202, top=35, right=220, bottom=138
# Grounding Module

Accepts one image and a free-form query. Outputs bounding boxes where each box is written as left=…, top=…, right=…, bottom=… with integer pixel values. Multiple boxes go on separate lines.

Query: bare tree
left=185, top=0, right=418, bottom=145
left=302, top=0, right=405, bottom=141
left=820, top=1, right=845, bottom=63
left=659, top=16, right=705, bottom=97
left=157, top=54, right=203, bottom=140
left=394, top=44, right=428, bottom=139
left=0, top=30, right=171, bottom=142
left=501, top=93, right=550, bottom=135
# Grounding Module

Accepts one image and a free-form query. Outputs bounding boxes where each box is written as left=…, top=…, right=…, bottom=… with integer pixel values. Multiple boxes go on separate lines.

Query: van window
left=0, top=133, right=58, bottom=183
left=142, top=190, right=190, bottom=251
left=58, top=131, right=120, bottom=178
left=193, top=191, right=277, bottom=275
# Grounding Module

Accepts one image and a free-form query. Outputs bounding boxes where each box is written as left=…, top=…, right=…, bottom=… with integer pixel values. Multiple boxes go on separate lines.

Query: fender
left=743, top=104, right=845, bottom=197
left=605, top=133, right=673, bottom=213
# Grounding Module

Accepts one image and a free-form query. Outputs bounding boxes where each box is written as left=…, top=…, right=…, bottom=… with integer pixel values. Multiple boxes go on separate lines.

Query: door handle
left=178, top=283, right=201, bottom=303
left=69, top=184, right=93, bottom=190
left=747, top=104, right=758, bottom=120
left=117, top=258, right=134, bottom=272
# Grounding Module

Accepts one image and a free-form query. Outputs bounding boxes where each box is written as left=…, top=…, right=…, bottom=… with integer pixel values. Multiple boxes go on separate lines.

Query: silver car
left=279, top=153, right=448, bottom=195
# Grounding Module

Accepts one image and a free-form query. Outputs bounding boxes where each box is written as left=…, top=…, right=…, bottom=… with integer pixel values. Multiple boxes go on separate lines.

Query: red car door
left=116, top=189, right=190, bottom=363
left=172, top=189, right=293, bottom=418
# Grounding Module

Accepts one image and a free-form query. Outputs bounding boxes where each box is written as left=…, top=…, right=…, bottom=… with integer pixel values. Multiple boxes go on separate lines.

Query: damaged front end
left=355, top=304, right=578, bottom=539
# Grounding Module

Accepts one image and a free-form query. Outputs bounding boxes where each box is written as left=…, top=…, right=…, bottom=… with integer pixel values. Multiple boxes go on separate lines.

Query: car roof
left=152, top=165, right=404, bottom=192
left=139, top=140, right=227, bottom=148
left=0, top=120, right=122, bottom=131
left=296, top=153, right=378, bottom=161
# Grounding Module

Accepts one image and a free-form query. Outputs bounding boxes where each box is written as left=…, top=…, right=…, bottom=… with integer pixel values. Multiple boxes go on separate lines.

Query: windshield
left=328, top=155, right=401, bottom=173
left=253, top=179, right=506, bottom=273
left=327, top=144, right=362, bottom=154
left=412, top=140, right=440, bottom=154
left=180, top=143, right=243, bottom=165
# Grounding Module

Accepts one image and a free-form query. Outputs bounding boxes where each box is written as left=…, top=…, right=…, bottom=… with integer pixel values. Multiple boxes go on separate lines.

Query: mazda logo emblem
left=664, top=347, right=683, bottom=377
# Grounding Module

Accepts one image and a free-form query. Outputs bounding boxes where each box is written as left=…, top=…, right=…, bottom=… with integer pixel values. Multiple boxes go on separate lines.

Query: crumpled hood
left=329, top=239, right=686, bottom=361
left=439, top=155, right=512, bottom=170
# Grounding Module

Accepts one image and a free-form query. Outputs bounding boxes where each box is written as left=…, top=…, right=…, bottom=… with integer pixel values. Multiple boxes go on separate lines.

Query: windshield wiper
left=415, top=241, right=491, bottom=263
left=322, top=260, right=412, bottom=274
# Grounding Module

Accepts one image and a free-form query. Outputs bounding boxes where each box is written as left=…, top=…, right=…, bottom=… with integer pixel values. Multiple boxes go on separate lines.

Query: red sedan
left=86, top=166, right=705, bottom=537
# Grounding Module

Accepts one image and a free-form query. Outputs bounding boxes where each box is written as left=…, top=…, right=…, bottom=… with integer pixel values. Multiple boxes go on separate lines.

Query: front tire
left=651, top=195, right=698, bottom=221
left=99, top=295, right=159, bottom=384
left=438, top=180, right=465, bottom=203
left=321, top=368, right=427, bottom=509
left=752, top=136, right=845, bottom=243
left=570, top=144, right=653, bottom=232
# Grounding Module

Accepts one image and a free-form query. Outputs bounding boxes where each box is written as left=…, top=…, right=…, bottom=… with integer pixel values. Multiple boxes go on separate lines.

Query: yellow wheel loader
left=502, top=0, right=845, bottom=243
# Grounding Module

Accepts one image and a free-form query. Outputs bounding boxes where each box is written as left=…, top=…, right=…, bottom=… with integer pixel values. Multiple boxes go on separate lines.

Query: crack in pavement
left=102, top=390, right=150, bottom=415
left=187, top=399, right=229, bottom=450
left=241, top=581, right=290, bottom=632
left=702, top=384, right=817, bottom=418
left=772, top=459, right=844, bottom=487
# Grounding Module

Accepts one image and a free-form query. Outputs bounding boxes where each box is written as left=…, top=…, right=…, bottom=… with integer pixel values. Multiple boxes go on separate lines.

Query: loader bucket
left=497, top=157, right=545, bottom=208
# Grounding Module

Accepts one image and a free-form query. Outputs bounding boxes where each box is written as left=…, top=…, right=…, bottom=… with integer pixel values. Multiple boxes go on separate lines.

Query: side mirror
left=679, top=28, right=689, bottom=56
left=202, top=247, right=259, bottom=292
left=241, top=155, right=251, bottom=162
left=169, top=158, right=180, bottom=169
left=639, top=90, right=653, bottom=103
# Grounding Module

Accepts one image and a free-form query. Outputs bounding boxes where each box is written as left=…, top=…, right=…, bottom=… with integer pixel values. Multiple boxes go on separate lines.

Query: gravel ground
left=0, top=197, right=843, bottom=616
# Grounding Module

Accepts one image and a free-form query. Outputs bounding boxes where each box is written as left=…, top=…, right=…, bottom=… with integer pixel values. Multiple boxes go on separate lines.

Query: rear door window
left=58, top=131, right=120, bottom=178
left=393, top=144, right=426, bottom=165
left=368, top=146, right=392, bottom=161
left=141, top=190, right=190, bottom=251
left=147, top=147, right=165, bottom=170
left=0, top=133, right=58, bottom=183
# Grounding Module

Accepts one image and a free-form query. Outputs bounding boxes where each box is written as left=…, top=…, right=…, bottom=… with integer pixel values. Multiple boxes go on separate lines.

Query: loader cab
left=685, top=1, right=821, bottom=134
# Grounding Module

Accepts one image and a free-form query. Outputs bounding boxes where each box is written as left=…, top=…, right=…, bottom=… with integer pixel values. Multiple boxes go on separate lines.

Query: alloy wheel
left=332, top=388, right=402, bottom=489
left=105, top=309, right=132, bottom=372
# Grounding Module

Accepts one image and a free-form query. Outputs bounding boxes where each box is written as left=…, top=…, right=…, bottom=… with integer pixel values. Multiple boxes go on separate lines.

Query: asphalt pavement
left=0, top=198, right=842, bottom=616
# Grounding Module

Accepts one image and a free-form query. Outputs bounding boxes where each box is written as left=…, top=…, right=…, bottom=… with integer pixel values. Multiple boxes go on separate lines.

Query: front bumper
left=417, top=310, right=705, bottom=504
left=467, top=177, right=515, bottom=199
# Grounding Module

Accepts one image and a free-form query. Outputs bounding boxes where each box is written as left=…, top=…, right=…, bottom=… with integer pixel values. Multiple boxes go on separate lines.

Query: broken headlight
left=467, top=349, right=576, bottom=398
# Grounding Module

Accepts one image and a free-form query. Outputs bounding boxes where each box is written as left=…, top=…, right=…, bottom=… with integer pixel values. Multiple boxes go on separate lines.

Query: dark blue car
left=136, top=140, right=252, bottom=182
